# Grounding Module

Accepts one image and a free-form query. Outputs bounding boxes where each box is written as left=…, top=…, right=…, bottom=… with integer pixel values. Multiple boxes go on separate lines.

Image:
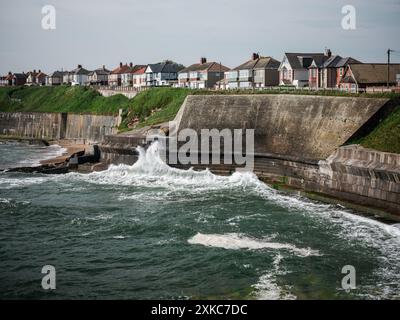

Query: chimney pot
left=200, top=57, right=207, bottom=64
left=252, top=53, right=259, bottom=60
left=325, top=48, right=332, bottom=58
left=119, top=62, right=123, bottom=67
left=129, top=62, right=133, bottom=68
left=78, top=64, right=82, bottom=69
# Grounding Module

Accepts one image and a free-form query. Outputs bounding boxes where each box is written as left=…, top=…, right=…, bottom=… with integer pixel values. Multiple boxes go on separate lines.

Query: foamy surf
left=188, top=233, right=321, bottom=257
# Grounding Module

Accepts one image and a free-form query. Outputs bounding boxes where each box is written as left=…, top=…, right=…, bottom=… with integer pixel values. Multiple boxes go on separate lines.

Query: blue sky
left=0, top=0, right=399, bottom=73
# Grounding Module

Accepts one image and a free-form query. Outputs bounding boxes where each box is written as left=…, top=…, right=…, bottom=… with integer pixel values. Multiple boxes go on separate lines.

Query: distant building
left=145, top=61, right=184, bottom=87
left=70, top=65, right=90, bottom=86
left=278, top=52, right=326, bottom=87
left=88, top=66, right=110, bottom=86
left=339, top=63, right=400, bottom=92
left=0, top=72, right=12, bottom=86
left=132, top=66, right=147, bottom=90
left=108, top=62, right=132, bottom=87
left=26, top=70, right=47, bottom=86
left=46, top=71, right=65, bottom=86
left=227, top=53, right=280, bottom=89
left=121, top=63, right=147, bottom=87
left=12, top=73, right=27, bottom=86
left=308, top=50, right=361, bottom=88
left=178, top=58, right=229, bottom=89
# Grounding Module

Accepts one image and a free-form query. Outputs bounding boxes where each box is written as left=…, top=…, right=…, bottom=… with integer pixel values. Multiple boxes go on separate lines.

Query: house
left=226, top=53, right=280, bottom=89
left=0, top=72, right=12, bottom=86
left=12, top=73, right=27, bottom=86
left=88, top=66, right=110, bottom=86
left=25, top=70, right=47, bottom=86
left=339, top=63, right=400, bottom=92
left=121, top=63, right=147, bottom=87
left=145, top=61, right=184, bottom=87
left=308, top=50, right=361, bottom=88
left=46, top=71, right=66, bottom=86
left=70, top=65, right=90, bottom=86
left=132, top=66, right=147, bottom=90
left=62, top=71, right=72, bottom=85
left=178, top=58, right=229, bottom=89
left=108, top=62, right=133, bottom=87
left=278, top=52, right=326, bottom=87
left=26, top=70, right=39, bottom=86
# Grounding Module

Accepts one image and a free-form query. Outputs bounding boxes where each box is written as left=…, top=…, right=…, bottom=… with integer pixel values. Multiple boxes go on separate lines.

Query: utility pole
left=387, top=48, right=391, bottom=89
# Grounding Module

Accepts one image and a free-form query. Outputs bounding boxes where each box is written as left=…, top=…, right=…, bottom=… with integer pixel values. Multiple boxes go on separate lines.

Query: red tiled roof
left=133, top=66, right=147, bottom=75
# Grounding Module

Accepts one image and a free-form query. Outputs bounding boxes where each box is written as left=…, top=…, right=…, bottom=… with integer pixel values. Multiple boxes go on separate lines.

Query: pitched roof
left=13, top=73, right=26, bottom=79
left=347, top=63, right=400, bottom=84
left=71, top=66, right=90, bottom=75
left=335, top=57, right=362, bottom=68
left=284, top=53, right=326, bottom=69
left=180, top=62, right=230, bottom=73
left=88, top=67, right=111, bottom=76
left=148, top=62, right=184, bottom=73
left=48, top=71, right=65, bottom=77
left=111, top=64, right=132, bottom=75
left=133, top=66, right=147, bottom=75
left=233, top=56, right=280, bottom=71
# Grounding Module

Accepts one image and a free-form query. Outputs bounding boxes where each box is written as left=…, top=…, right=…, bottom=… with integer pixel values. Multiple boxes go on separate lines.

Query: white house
left=145, top=61, right=184, bottom=87
left=70, top=65, right=90, bottom=86
left=278, top=52, right=325, bottom=88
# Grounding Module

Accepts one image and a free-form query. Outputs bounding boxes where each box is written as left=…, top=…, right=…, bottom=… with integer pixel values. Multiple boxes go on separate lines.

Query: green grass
left=0, top=86, right=129, bottom=114
left=356, top=105, right=400, bottom=153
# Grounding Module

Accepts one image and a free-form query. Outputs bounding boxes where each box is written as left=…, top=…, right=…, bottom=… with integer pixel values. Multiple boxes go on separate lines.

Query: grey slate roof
left=180, top=62, right=230, bottom=73
left=148, top=62, right=184, bottom=73
left=88, top=67, right=111, bottom=76
left=233, top=56, right=280, bottom=71
left=284, top=53, right=326, bottom=69
left=336, top=57, right=362, bottom=68
left=71, top=66, right=90, bottom=75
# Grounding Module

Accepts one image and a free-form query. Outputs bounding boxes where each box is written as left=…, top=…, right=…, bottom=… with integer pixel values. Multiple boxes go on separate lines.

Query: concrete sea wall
left=0, top=112, right=119, bottom=143
left=175, top=95, right=389, bottom=160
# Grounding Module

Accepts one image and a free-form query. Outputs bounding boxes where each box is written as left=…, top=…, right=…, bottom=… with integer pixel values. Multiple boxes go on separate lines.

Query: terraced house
left=178, top=58, right=229, bottom=89
left=121, top=63, right=147, bottom=87
left=226, top=53, right=280, bottom=89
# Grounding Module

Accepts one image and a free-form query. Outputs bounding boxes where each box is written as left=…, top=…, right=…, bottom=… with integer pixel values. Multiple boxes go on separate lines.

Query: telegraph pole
left=387, top=48, right=391, bottom=89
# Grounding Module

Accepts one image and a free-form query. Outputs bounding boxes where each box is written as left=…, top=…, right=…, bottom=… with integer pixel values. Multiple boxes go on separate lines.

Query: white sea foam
left=252, top=254, right=296, bottom=300
left=188, top=233, right=320, bottom=257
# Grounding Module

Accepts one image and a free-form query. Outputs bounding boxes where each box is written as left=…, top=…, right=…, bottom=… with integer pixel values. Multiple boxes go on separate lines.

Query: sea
left=0, top=140, right=399, bottom=299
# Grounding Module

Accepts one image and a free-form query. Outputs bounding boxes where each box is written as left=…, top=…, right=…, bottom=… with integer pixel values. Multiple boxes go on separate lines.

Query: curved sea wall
left=0, top=112, right=119, bottom=143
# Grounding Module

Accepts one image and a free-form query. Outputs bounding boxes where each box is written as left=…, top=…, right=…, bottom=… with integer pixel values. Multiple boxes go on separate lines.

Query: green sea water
left=0, top=141, right=399, bottom=299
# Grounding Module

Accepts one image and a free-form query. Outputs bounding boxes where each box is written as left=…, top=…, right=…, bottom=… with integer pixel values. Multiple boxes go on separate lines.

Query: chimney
left=103, top=65, right=106, bottom=70
left=78, top=64, right=82, bottom=69
left=8, top=71, right=12, bottom=76
left=325, top=48, right=332, bottom=58
left=38, top=69, right=41, bottom=73
left=33, top=69, right=36, bottom=73
left=129, top=62, right=133, bottom=68
left=119, top=62, right=123, bottom=68
left=252, top=53, right=259, bottom=60
left=200, top=57, right=207, bottom=64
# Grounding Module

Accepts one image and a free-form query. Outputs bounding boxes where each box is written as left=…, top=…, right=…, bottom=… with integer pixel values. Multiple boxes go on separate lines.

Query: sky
left=0, top=0, right=399, bottom=74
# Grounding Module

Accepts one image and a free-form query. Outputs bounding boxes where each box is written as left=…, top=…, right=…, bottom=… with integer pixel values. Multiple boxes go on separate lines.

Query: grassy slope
left=0, top=86, right=129, bottom=114
left=357, top=105, right=400, bottom=153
